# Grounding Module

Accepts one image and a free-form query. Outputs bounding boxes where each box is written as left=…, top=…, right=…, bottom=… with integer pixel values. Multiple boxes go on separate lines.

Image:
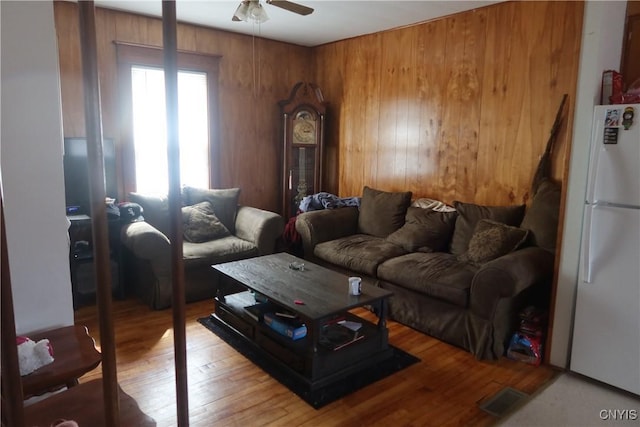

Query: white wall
left=1, top=1, right=74, bottom=334
left=549, top=0, right=627, bottom=368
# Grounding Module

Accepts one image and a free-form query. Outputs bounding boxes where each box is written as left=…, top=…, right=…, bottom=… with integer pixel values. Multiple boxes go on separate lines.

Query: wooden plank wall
left=55, top=1, right=584, bottom=211
left=622, top=1, right=640, bottom=89
left=54, top=1, right=310, bottom=212
left=313, top=1, right=584, bottom=207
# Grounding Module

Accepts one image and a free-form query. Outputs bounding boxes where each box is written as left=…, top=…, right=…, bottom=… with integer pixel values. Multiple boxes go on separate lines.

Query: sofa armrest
left=121, top=221, right=171, bottom=262
left=295, top=207, right=359, bottom=260
left=234, top=206, right=284, bottom=255
left=469, top=246, right=554, bottom=319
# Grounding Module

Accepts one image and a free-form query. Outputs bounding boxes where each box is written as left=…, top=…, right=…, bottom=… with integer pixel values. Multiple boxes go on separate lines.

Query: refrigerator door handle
left=582, top=205, right=594, bottom=284
left=592, top=200, right=640, bottom=210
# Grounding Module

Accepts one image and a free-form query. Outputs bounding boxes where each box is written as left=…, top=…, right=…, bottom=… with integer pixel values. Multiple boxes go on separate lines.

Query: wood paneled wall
left=313, top=1, right=583, bottom=207
left=623, top=1, right=640, bottom=89
left=54, top=1, right=583, bottom=211
left=54, top=1, right=310, bottom=212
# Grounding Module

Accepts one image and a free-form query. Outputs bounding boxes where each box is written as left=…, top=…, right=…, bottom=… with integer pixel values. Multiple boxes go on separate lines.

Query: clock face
left=292, top=110, right=316, bottom=145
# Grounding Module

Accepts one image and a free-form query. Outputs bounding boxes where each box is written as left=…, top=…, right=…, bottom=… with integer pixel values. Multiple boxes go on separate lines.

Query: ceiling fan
left=232, top=0, right=314, bottom=23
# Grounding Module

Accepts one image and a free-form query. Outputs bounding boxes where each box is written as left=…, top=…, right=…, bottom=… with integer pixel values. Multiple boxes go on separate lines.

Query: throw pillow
left=182, top=187, right=241, bottom=234
left=459, top=219, right=529, bottom=266
left=520, top=179, right=561, bottom=253
left=386, top=207, right=458, bottom=252
left=449, top=201, right=526, bottom=255
left=182, top=201, right=230, bottom=243
left=357, top=186, right=412, bottom=237
left=128, top=192, right=170, bottom=236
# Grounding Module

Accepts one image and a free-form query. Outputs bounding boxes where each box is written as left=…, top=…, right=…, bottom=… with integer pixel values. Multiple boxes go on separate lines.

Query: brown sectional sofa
left=295, top=184, right=560, bottom=359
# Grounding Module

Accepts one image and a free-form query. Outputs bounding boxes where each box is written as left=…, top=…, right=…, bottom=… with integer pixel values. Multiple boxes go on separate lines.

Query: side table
left=21, top=325, right=101, bottom=399
left=68, top=215, right=126, bottom=308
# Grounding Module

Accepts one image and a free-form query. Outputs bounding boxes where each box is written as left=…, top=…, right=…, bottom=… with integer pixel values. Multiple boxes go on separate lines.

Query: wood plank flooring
left=73, top=297, right=558, bottom=426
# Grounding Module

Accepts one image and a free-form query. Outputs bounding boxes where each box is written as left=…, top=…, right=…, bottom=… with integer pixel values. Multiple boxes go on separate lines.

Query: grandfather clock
left=279, top=82, right=327, bottom=220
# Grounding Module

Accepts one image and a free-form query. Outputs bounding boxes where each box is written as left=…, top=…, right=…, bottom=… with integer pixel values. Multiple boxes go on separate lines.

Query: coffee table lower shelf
left=213, top=294, right=394, bottom=391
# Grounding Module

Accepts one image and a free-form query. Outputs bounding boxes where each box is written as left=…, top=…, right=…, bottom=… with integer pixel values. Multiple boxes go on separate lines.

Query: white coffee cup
left=348, top=277, right=362, bottom=295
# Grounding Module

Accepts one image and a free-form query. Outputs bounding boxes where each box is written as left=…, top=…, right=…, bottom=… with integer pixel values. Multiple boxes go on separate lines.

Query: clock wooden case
left=279, top=82, right=327, bottom=220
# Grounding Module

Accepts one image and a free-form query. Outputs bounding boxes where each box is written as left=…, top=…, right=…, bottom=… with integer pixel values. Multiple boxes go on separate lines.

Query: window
left=131, top=66, right=209, bottom=195
left=116, top=43, right=221, bottom=196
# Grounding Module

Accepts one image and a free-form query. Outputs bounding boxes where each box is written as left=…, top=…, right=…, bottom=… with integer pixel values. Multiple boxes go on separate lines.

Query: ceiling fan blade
left=266, top=0, right=314, bottom=16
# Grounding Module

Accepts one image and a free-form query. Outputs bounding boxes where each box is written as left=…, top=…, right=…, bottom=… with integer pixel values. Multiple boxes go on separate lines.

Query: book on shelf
left=274, top=309, right=297, bottom=319
left=319, top=322, right=364, bottom=351
left=243, top=301, right=275, bottom=322
left=263, top=312, right=307, bottom=340
left=337, top=320, right=362, bottom=332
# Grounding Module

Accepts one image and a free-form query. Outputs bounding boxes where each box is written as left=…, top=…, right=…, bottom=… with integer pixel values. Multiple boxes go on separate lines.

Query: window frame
left=115, top=42, right=222, bottom=195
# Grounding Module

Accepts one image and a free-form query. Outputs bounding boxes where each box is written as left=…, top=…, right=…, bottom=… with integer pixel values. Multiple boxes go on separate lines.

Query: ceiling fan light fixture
left=233, top=0, right=269, bottom=24
left=233, top=1, right=250, bottom=21
left=249, top=3, right=269, bottom=23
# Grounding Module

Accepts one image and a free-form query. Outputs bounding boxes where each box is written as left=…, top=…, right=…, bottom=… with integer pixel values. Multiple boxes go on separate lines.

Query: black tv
left=63, top=137, right=117, bottom=215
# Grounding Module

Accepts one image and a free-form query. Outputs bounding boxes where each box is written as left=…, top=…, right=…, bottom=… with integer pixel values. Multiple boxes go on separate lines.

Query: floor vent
left=479, top=387, right=529, bottom=417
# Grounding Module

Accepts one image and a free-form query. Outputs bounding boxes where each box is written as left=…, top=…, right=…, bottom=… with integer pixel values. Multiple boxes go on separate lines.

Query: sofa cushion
left=377, top=252, right=478, bottom=307
left=357, top=186, right=412, bottom=237
left=386, top=207, right=458, bottom=252
left=182, top=187, right=241, bottom=234
left=182, top=201, right=230, bottom=243
left=314, top=234, right=408, bottom=277
left=183, top=235, right=258, bottom=267
left=520, top=179, right=561, bottom=253
left=449, top=201, right=526, bottom=255
left=458, top=219, right=529, bottom=266
left=129, top=193, right=170, bottom=236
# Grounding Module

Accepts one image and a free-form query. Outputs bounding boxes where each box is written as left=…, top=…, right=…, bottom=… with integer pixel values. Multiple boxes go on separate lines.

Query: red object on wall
left=602, top=70, right=624, bottom=104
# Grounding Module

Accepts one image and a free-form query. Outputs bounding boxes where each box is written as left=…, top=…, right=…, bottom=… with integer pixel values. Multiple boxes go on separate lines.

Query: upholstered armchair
left=121, top=187, right=284, bottom=309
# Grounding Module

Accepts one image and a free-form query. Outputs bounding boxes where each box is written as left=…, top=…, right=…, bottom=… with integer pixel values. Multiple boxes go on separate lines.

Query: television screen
left=63, top=137, right=117, bottom=215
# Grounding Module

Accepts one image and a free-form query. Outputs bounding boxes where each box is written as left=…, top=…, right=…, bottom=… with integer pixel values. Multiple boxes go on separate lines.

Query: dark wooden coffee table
left=211, top=252, right=394, bottom=390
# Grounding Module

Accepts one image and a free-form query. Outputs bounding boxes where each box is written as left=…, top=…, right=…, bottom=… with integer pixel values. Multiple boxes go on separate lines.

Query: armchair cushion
left=121, top=221, right=170, bottom=261
left=183, top=236, right=258, bottom=267
left=182, top=186, right=241, bottom=234
left=128, top=193, right=170, bottom=236
left=357, top=186, right=412, bottom=237
left=182, top=201, right=230, bottom=243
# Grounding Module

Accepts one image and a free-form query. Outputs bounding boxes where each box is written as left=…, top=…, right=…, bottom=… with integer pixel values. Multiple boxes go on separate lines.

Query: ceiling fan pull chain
left=252, top=22, right=257, bottom=98
left=250, top=22, right=263, bottom=99
left=258, top=23, right=262, bottom=96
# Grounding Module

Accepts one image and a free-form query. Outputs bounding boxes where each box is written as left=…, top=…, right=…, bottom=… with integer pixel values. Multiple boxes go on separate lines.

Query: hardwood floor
left=74, top=297, right=557, bottom=426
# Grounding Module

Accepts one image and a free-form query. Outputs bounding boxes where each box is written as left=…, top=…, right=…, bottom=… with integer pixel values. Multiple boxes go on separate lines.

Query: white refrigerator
left=570, top=104, right=640, bottom=395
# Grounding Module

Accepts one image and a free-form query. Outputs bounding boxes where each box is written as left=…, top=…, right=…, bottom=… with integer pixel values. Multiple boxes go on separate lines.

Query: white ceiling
left=93, top=0, right=503, bottom=47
